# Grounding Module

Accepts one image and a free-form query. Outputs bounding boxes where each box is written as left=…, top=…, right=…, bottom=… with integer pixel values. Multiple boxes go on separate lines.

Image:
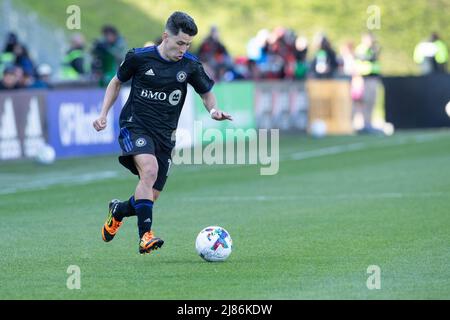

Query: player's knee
left=140, top=168, right=158, bottom=187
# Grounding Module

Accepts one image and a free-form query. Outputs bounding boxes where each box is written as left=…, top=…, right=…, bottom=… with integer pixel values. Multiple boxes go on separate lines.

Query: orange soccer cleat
left=139, top=230, right=164, bottom=254
left=101, top=199, right=123, bottom=242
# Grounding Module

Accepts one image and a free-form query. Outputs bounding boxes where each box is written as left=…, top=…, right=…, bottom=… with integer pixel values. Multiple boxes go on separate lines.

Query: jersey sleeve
left=116, top=49, right=139, bottom=82
left=188, top=61, right=215, bottom=94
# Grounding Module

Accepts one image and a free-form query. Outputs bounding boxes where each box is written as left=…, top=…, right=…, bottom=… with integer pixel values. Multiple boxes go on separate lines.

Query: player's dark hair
left=166, top=11, right=198, bottom=36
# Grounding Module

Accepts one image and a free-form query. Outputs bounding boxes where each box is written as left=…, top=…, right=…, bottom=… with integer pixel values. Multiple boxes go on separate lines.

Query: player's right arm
left=93, top=48, right=138, bottom=132
left=93, top=76, right=122, bottom=131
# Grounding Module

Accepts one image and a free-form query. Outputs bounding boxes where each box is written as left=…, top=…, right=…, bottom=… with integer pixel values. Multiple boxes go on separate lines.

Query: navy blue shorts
left=118, top=127, right=172, bottom=191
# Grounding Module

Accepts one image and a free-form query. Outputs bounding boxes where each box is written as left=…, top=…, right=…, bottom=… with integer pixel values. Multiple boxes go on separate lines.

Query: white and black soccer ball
left=195, top=226, right=233, bottom=262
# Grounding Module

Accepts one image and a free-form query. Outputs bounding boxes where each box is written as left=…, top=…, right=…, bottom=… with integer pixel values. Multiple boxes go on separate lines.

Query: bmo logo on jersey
left=140, top=89, right=166, bottom=100
left=140, top=89, right=182, bottom=106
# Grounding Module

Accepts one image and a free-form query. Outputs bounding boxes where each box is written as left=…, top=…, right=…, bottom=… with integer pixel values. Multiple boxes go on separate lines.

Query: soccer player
left=93, top=12, right=232, bottom=254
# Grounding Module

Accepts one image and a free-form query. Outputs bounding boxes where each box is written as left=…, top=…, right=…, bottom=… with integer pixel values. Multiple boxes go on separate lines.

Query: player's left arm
left=189, top=60, right=232, bottom=121
left=200, top=91, right=233, bottom=121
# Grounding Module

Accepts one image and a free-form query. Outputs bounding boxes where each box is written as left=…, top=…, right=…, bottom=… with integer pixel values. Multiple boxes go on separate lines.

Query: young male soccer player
left=93, top=12, right=232, bottom=254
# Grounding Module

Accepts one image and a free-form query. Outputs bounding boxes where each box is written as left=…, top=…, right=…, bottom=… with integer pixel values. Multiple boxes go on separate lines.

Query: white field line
left=289, top=142, right=367, bottom=160
left=0, top=171, right=119, bottom=195
left=178, top=192, right=447, bottom=202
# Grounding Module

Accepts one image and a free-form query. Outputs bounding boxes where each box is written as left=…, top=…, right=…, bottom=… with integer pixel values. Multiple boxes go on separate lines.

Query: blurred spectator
left=2, top=32, right=18, bottom=53
left=13, top=65, right=25, bottom=87
left=13, top=43, right=35, bottom=76
left=310, top=33, right=338, bottom=78
left=246, top=29, right=270, bottom=79
left=294, top=35, right=308, bottom=79
left=19, top=69, right=35, bottom=88
left=1, top=32, right=18, bottom=76
left=354, top=32, right=381, bottom=77
left=353, top=32, right=381, bottom=133
left=32, top=64, right=53, bottom=89
left=413, top=32, right=448, bottom=74
left=247, top=29, right=269, bottom=63
left=338, top=42, right=365, bottom=112
left=91, top=25, right=127, bottom=86
left=60, top=33, right=88, bottom=80
left=246, top=59, right=260, bottom=79
left=216, top=57, right=246, bottom=82
left=247, top=27, right=301, bottom=80
left=197, top=25, right=232, bottom=81
left=0, top=65, right=20, bottom=90
left=280, top=29, right=297, bottom=79
left=263, top=27, right=296, bottom=79
left=338, top=41, right=356, bottom=77
left=233, top=56, right=250, bottom=79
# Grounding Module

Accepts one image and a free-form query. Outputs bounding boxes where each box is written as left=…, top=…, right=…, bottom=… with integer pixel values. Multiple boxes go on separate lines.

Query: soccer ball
left=36, top=144, right=56, bottom=165
left=195, top=226, right=233, bottom=262
left=310, top=119, right=327, bottom=138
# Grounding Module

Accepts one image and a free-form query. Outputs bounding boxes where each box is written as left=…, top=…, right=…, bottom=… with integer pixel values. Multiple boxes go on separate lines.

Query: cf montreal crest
left=176, top=71, right=187, bottom=82
left=135, top=138, right=147, bottom=147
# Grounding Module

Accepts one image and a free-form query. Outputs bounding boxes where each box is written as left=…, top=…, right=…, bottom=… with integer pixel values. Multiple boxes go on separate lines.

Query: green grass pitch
left=0, top=129, right=449, bottom=299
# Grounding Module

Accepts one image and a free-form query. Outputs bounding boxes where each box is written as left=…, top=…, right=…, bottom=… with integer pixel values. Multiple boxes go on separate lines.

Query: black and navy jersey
left=116, top=45, right=214, bottom=150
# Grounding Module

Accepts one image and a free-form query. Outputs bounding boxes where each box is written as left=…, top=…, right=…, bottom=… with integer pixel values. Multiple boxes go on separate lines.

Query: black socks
left=112, top=196, right=136, bottom=222
left=111, top=196, right=154, bottom=238
left=133, top=199, right=154, bottom=238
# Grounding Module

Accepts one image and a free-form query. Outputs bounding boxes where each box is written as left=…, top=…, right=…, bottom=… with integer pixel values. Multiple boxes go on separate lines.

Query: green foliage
left=14, top=0, right=450, bottom=75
